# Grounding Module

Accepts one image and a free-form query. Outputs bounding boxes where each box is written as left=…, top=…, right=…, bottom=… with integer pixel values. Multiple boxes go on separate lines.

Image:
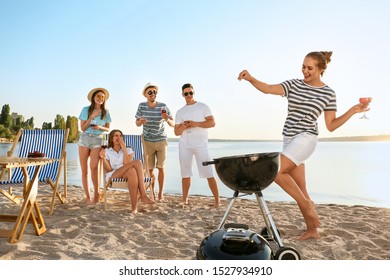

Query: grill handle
left=202, top=159, right=219, bottom=166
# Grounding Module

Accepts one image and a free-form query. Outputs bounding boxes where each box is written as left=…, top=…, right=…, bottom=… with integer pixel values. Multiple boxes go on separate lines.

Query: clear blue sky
left=1, top=0, right=389, bottom=140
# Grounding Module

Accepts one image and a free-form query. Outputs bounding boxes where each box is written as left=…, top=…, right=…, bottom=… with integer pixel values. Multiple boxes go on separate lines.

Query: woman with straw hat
left=78, top=87, right=112, bottom=204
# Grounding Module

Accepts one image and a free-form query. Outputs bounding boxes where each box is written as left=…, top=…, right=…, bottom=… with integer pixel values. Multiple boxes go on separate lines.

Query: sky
left=1, top=0, right=389, bottom=140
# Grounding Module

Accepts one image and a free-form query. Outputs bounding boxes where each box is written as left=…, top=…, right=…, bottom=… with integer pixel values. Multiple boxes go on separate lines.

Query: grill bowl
left=205, top=152, right=279, bottom=193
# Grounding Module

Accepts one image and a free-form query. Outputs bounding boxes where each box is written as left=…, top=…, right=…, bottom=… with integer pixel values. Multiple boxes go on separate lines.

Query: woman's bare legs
left=90, top=148, right=101, bottom=203
left=111, top=162, right=154, bottom=211
left=122, top=168, right=139, bottom=213
left=289, top=164, right=310, bottom=200
left=127, top=160, right=154, bottom=204
left=79, top=146, right=92, bottom=204
left=288, top=163, right=320, bottom=240
left=274, top=155, right=320, bottom=240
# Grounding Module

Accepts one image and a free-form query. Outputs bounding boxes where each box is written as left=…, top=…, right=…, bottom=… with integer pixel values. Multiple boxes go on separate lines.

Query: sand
left=0, top=185, right=389, bottom=260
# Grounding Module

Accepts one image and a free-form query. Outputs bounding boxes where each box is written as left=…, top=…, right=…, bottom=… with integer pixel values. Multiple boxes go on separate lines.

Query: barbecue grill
left=196, top=152, right=301, bottom=260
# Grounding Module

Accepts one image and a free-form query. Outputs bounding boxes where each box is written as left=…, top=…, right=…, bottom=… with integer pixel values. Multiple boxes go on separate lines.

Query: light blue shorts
left=78, top=132, right=102, bottom=150
left=282, top=132, right=318, bottom=166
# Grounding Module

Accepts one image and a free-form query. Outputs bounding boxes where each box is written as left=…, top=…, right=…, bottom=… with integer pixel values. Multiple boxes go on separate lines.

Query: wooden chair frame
left=0, top=164, right=46, bottom=243
left=0, top=128, right=69, bottom=215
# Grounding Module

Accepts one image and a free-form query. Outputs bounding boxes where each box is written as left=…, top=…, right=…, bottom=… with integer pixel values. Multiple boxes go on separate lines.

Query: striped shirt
left=135, top=102, right=173, bottom=142
left=280, top=79, right=337, bottom=137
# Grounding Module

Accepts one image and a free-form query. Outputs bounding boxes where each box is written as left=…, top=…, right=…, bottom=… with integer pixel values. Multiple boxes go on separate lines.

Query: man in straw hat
left=135, top=82, right=174, bottom=201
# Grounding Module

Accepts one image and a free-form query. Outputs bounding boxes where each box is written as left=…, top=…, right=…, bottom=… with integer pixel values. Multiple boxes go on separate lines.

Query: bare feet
left=300, top=200, right=321, bottom=229
left=209, top=201, right=220, bottom=208
left=85, top=198, right=94, bottom=205
left=297, top=228, right=320, bottom=240
left=179, top=201, right=188, bottom=208
left=140, top=195, right=155, bottom=204
left=92, top=193, right=100, bottom=204
left=158, top=192, right=164, bottom=201
left=130, top=209, right=138, bottom=214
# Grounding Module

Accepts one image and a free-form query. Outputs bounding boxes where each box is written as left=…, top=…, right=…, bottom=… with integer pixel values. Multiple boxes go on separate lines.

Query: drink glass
left=185, top=121, right=191, bottom=133
left=101, top=134, right=108, bottom=149
left=101, top=139, right=108, bottom=149
left=91, top=119, right=97, bottom=127
left=161, top=106, right=167, bottom=114
left=359, top=97, right=372, bottom=119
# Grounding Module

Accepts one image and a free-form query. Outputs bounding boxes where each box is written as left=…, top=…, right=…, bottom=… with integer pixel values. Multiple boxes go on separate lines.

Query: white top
left=175, top=101, right=212, bottom=148
left=105, top=147, right=134, bottom=180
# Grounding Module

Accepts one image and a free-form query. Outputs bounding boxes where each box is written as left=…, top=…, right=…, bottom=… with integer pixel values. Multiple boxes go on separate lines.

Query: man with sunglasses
left=135, top=82, right=174, bottom=201
left=174, top=83, right=220, bottom=208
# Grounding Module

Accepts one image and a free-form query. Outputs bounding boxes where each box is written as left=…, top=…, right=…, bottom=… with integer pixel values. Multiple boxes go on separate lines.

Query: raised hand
left=238, top=69, right=253, bottom=81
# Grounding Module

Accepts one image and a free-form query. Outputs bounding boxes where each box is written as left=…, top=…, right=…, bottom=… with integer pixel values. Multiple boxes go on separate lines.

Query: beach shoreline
left=0, top=185, right=389, bottom=260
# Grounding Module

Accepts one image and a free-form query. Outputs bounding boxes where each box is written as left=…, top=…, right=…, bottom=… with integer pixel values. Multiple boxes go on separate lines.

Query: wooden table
left=0, top=157, right=55, bottom=243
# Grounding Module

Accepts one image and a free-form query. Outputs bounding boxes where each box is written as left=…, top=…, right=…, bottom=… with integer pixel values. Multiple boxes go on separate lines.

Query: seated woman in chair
left=100, top=129, right=155, bottom=213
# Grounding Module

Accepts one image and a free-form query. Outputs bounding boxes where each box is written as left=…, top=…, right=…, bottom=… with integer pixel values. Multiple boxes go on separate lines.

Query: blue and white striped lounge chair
left=0, top=129, right=69, bottom=215
left=101, top=134, right=154, bottom=211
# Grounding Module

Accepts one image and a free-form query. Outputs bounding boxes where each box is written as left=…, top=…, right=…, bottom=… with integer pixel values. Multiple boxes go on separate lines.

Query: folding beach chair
left=0, top=160, right=47, bottom=243
left=101, top=134, right=154, bottom=210
left=0, top=128, right=69, bottom=215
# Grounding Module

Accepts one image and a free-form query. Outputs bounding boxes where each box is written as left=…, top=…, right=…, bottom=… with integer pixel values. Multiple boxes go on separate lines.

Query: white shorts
left=282, top=132, right=318, bottom=166
left=179, top=145, right=214, bottom=178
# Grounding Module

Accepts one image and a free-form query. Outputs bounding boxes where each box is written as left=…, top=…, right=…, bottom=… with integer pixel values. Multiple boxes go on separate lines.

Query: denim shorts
left=282, top=132, right=318, bottom=166
left=78, top=132, right=102, bottom=150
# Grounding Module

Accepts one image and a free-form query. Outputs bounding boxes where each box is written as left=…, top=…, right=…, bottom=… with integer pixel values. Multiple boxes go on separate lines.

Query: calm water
left=1, top=141, right=389, bottom=208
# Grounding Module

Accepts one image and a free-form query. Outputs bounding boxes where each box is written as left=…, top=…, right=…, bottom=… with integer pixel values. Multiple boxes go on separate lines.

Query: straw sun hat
left=142, top=82, right=158, bottom=95
left=87, top=87, right=110, bottom=102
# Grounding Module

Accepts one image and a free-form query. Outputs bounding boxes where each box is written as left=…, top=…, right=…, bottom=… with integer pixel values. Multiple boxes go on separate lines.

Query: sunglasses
left=147, top=90, right=157, bottom=96
left=183, top=91, right=194, bottom=96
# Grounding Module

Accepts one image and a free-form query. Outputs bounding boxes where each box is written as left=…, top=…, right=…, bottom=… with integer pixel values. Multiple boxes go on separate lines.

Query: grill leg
left=255, top=191, right=284, bottom=247
left=217, top=191, right=239, bottom=229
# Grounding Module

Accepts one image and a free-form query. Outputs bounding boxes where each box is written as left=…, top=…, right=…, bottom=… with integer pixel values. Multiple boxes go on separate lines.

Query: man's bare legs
left=180, top=177, right=220, bottom=208
left=181, top=177, right=191, bottom=205
left=157, top=167, right=165, bottom=201
left=274, top=155, right=320, bottom=240
left=207, top=177, right=220, bottom=208
left=148, top=167, right=166, bottom=201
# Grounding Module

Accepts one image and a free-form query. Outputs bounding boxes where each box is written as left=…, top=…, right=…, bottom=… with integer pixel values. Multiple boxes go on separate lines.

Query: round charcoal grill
left=197, top=152, right=301, bottom=260
left=204, top=152, right=279, bottom=193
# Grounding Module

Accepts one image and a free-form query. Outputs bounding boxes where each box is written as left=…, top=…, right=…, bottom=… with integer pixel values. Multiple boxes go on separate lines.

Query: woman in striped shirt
left=238, top=51, right=369, bottom=240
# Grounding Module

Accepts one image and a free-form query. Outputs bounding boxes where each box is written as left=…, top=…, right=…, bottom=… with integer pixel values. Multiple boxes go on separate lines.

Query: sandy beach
left=0, top=185, right=389, bottom=260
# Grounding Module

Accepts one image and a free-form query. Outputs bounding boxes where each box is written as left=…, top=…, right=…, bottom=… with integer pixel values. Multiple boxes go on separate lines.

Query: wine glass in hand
left=359, top=97, right=372, bottom=119
left=101, top=139, right=108, bottom=149
left=101, top=134, right=108, bottom=149
left=91, top=119, right=98, bottom=128
left=184, top=120, right=192, bottom=133
left=161, top=107, right=167, bottom=122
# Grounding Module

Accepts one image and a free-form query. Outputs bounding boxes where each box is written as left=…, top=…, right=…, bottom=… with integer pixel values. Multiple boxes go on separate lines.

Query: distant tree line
left=0, top=104, right=79, bottom=142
